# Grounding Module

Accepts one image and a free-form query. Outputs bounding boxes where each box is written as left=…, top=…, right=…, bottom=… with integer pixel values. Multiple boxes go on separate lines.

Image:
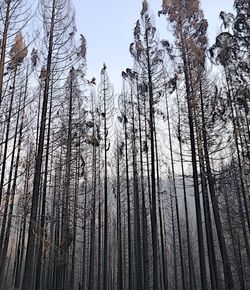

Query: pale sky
left=72, top=0, right=234, bottom=90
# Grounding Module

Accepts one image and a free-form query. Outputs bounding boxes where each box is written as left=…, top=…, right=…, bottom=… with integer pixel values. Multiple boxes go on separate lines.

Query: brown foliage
left=9, top=31, right=27, bottom=68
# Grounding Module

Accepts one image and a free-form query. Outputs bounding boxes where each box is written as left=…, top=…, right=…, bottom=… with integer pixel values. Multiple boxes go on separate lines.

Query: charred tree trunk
left=21, top=1, right=56, bottom=288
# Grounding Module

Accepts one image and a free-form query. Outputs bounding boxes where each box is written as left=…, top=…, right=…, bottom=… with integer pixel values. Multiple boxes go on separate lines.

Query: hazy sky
left=72, top=0, right=234, bottom=90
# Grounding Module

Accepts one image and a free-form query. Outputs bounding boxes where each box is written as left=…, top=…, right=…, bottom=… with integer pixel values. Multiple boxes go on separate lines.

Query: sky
left=72, top=0, right=234, bottom=91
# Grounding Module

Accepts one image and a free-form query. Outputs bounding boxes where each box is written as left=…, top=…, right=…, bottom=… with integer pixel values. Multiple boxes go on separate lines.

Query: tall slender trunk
left=170, top=190, right=178, bottom=290
left=97, top=143, right=102, bottom=290
left=81, top=170, right=88, bottom=289
left=130, top=86, right=143, bottom=290
left=179, top=28, right=208, bottom=289
left=176, top=88, right=196, bottom=290
left=116, top=141, right=123, bottom=290
left=231, top=158, right=250, bottom=264
left=0, top=87, right=21, bottom=265
left=136, top=84, right=150, bottom=290
left=21, top=1, right=56, bottom=288
left=222, top=179, right=245, bottom=290
left=70, top=154, right=79, bottom=289
left=199, top=80, right=235, bottom=289
left=225, top=70, right=250, bottom=233
left=0, top=67, right=18, bottom=204
left=123, top=99, right=132, bottom=290
left=14, top=147, right=31, bottom=289
left=0, top=0, right=11, bottom=106
left=145, top=28, right=159, bottom=290
left=0, top=75, right=26, bottom=282
left=35, top=84, right=53, bottom=290
left=88, top=110, right=97, bottom=290
left=192, top=89, right=219, bottom=289
left=102, top=71, right=109, bottom=290
left=165, top=89, right=186, bottom=290
left=61, top=68, right=74, bottom=290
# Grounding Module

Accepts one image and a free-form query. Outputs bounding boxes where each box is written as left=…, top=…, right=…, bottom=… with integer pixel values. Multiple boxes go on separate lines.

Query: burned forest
left=0, top=0, right=249, bottom=289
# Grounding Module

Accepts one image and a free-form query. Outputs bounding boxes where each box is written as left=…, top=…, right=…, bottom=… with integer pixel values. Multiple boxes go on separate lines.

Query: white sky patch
left=73, top=0, right=234, bottom=92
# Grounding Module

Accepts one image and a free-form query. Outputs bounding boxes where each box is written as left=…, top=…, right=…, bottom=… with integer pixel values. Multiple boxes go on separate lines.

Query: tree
left=21, top=0, right=78, bottom=289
